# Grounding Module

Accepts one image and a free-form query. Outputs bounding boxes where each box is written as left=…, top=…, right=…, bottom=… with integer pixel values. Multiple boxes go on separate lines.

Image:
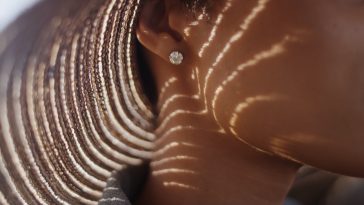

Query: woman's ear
left=136, top=0, right=188, bottom=64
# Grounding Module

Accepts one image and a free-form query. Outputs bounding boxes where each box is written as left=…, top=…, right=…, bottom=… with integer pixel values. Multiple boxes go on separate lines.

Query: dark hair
left=181, top=0, right=215, bottom=14
left=182, top=0, right=208, bottom=10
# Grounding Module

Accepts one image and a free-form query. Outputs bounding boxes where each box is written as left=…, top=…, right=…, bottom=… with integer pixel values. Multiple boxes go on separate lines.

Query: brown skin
left=136, top=0, right=364, bottom=204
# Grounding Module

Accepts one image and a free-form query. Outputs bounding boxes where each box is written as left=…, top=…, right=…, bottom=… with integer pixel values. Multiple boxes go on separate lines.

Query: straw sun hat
left=0, top=0, right=154, bottom=204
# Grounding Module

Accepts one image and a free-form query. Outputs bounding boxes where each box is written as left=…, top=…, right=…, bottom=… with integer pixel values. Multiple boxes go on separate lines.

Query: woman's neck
left=136, top=109, right=300, bottom=205
left=134, top=58, right=301, bottom=205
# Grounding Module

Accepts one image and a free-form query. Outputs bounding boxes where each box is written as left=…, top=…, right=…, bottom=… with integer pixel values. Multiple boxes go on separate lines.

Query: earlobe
left=136, top=0, right=186, bottom=64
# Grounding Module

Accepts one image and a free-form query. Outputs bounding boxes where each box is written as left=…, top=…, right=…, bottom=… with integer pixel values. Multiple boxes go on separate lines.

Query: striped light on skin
left=158, top=77, right=178, bottom=105
left=152, top=1, right=307, bottom=196
left=151, top=155, right=198, bottom=167
left=156, top=2, right=236, bottom=119
left=156, top=0, right=273, bottom=136
left=154, top=141, right=199, bottom=158
left=152, top=138, right=201, bottom=192
left=228, top=96, right=307, bottom=164
left=211, top=36, right=295, bottom=129
left=184, top=13, right=207, bottom=37
left=198, top=0, right=233, bottom=58
left=163, top=181, right=199, bottom=191
left=152, top=168, right=198, bottom=176
left=202, top=0, right=271, bottom=120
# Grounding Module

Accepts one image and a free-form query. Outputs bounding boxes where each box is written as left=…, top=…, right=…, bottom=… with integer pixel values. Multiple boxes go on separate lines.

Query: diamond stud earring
left=169, top=51, right=184, bottom=65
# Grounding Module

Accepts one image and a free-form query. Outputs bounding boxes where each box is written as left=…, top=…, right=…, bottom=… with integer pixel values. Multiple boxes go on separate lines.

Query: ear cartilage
left=169, top=51, right=184, bottom=65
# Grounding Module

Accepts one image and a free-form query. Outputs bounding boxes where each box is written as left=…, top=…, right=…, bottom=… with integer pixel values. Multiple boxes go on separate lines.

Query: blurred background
left=0, top=0, right=39, bottom=31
